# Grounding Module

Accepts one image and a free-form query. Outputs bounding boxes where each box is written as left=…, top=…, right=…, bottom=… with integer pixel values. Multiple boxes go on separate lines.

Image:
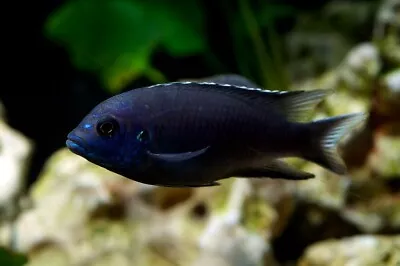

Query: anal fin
left=158, top=182, right=220, bottom=188
left=234, top=159, right=315, bottom=180
left=187, top=182, right=221, bottom=187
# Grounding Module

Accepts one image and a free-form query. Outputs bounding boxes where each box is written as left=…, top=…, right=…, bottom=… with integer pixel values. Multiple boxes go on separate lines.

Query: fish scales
left=145, top=84, right=273, bottom=152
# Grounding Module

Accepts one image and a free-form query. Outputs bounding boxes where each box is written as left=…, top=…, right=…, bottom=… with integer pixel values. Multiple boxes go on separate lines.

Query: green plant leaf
left=44, top=0, right=207, bottom=93
left=256, top=3, right=295, bottom=25
left=150, top=1, right=206, bottom=56
left=0, top=247, right=28, bottom=266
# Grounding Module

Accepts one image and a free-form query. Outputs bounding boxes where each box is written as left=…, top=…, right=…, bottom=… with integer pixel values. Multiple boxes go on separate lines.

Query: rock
left=247, top=178, right=297, bottom=238
left=284, top=0, right=380, bottom=84
left=27, top=244, right=70, bottom=266
left=375, top=0, right=400, bottom=29
left=0, top=111, right=33, bottom=221
left=336, top=43, right=382, bottom=93
left=294, top=165, right=351, bottom=211
left=383, top=69, right=400, bottom=99
left=376, top=69, right=400, bottom=120
left=194, top=226, right=273, bottom=266
left=0, top=148, right=145, bottom=253
left=194, top=179, right=278, bottom=266
left=290, top=44, right=376, bottom=117
left=285, top=32, right=349, bottom=83
left=0, top=150, right=283, bottom=266
left=294, top=42, right=381, bottom=96
left=340, top=190, right=400, bottom=233
left=0, top=101, right=4, bottom=118
left=323, top=1, right=377, bottom=37
left=368, top=133, right=400, bottom=178
left=374, top=0, right=400, bottom=65
left=299, top=235, right=400, bottom=266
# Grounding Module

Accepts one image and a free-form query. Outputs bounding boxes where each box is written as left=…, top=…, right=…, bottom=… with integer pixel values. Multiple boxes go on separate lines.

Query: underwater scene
left=0, top=0, right=399, bottom=265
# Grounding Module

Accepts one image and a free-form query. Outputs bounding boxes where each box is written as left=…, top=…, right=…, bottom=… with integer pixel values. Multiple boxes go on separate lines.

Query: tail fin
left=304, top=113, right=367, bottom=175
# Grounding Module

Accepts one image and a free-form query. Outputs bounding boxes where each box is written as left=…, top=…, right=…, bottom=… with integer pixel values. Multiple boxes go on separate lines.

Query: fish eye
left=136, top=130, right=150, bottom=143
left=96, top=118, right=119, bottom=137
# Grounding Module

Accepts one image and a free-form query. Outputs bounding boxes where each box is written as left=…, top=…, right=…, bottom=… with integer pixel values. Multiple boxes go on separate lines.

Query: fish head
left=66, top=96, right=149, bottom=171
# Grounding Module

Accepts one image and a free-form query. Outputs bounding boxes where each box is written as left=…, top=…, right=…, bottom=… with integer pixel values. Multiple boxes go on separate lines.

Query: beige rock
left=0, top=115, right=33, bottom=220
left=0, top=149, right=282, bottom=266
left=374, top=0, right=400, bottom=65
left=299, top=235, right=400, bottom=266
left=341, top=192, right=400, bottom=233
left=377, top=69, right=400, bottom=117
left=336, top=43, right=382, bottom=92
left=294, top=164, right=351, bottom=211
left=368, top=133, right=400, bottom=178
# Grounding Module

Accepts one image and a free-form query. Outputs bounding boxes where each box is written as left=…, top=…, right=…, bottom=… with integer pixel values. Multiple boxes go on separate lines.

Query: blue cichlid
left=66, top=75, right=366, bottom=187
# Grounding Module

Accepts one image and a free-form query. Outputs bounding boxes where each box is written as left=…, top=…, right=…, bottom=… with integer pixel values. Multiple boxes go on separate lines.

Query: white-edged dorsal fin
left=147, top=81, right=333, bottom=122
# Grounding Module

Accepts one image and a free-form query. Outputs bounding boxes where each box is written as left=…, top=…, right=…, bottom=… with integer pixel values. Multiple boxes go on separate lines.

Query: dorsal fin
left=148, top=81, right=333, bottom=122
left=264, top=89, right=334, bottom=122
left=195, top=74, right=260, bottom=88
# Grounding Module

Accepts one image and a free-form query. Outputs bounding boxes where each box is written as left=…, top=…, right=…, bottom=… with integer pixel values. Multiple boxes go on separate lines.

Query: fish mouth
left=66, top=134, right=88, bottom=157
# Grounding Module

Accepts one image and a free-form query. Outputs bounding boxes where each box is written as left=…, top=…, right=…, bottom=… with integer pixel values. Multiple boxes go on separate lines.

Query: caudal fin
left=304, top=113, right=367, bottom=175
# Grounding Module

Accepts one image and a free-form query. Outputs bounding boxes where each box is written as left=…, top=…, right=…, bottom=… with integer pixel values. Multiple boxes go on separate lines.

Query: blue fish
left=66, top=75, right=365, bottom=187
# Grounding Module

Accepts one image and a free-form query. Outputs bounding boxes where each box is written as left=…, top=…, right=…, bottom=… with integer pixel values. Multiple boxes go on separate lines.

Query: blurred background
left=0, top=0, right=399, bottom=265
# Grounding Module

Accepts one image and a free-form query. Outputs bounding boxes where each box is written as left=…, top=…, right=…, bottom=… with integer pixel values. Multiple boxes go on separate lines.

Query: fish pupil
left=97, top=118, right=119, bottom=137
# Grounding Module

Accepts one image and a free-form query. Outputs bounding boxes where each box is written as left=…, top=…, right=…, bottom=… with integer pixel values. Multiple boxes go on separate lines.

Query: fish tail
left=303, top=113, right=366, bottom=175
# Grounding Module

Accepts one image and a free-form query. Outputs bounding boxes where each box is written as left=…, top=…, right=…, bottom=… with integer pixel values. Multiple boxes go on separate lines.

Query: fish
left=66, top=75, right=366, bottom=187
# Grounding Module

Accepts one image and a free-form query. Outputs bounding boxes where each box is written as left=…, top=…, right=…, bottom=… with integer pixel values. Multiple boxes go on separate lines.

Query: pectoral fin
left=146, top=146, right=210, bottom=163
left=234, top=159, right=315, bottom=180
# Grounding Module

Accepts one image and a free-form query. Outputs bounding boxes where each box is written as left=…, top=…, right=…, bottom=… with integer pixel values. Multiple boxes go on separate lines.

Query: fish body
left=66, top=76, right=365, bottom=187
